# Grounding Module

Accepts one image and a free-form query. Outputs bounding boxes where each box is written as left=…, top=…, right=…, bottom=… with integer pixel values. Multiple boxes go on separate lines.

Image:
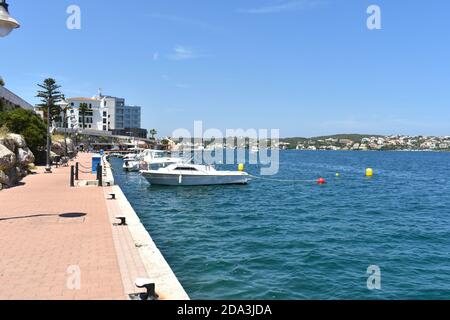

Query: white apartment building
left=66, top=97, right=106, bottom=131
left=56, top=91, right=142, bottom=132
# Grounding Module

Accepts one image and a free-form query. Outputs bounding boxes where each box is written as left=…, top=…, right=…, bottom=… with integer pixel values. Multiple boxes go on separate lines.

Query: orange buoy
left=317, top=178, right=326, bottom=185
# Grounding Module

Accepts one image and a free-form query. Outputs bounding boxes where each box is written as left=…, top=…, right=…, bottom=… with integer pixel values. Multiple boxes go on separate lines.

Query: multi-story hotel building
left=61, top=91, right=142, bottom=133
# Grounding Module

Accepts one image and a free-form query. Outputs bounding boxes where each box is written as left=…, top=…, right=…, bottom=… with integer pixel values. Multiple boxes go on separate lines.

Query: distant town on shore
left=280, top=134, right=450, bottom=151
left=190, top=134, right=450, bottom=152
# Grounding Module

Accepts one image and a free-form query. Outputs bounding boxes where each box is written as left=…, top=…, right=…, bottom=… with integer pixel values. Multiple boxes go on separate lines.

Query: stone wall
left=0, top=134, right=35, bottom=190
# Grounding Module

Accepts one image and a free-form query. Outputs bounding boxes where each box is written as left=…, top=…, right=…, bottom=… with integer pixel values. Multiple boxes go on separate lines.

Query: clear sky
left=1, top=0, right=449, bottom=137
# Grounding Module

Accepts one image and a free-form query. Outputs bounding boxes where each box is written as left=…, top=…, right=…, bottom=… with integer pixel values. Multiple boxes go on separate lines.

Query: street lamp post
left=0, top=0, right=20, bottom=38
left=57, top=100, right=70, bottom=157
left=45, top=98, right=52, bottom=173
left=73, top=126, right=78, bottom=150
left=64, top=115, right=69, bottom=157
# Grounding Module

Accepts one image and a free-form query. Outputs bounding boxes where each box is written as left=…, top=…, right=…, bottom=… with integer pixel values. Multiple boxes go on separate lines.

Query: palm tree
left=79, top=103, right=89, bottom=130
left=149, top=128, right=157, bottom=140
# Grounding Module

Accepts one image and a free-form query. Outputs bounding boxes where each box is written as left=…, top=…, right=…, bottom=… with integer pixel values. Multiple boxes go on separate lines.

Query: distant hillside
left=310, top=134, right=383, bottom=141
left=280, top=134, right=384, bottom=149
left=281, top=134, right=382, bottom=141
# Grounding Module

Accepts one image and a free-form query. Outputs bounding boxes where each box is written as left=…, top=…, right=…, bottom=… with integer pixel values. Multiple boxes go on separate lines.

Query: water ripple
left=111, top=151, right=450, bottom=299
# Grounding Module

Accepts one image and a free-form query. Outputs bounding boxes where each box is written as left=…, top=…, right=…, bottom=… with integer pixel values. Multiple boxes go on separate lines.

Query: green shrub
left=0, top=108, right=47, bottom=154
left=0, top=98, right=5, bottom=112
left=0, top=124, right=9, bottom=138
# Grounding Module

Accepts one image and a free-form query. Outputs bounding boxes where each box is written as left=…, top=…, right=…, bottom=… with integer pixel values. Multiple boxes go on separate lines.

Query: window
left=103, top=111, right=107, bottom=117
left=174, top=167, right=197, bottom=171
left=103, top=126, right=107, bottom=131
left=103, top=119, right=107, bottom=124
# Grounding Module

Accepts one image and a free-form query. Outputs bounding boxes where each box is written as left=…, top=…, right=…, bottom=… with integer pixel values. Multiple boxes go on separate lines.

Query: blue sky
left=1, top=0, right=449, bottom=137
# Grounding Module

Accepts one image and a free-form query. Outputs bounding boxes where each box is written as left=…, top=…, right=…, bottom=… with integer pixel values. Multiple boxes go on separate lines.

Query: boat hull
left=141, top=172, right=249, bottom=186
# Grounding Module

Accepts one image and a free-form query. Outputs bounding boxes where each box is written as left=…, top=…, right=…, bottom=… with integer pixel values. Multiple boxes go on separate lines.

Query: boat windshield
left=150, top=151, right=171, bottom=158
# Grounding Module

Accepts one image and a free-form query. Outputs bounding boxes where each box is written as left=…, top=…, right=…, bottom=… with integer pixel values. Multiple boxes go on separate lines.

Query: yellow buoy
left=336, top=173, right=340, bottom=177
left=366, top=168, right=373, bottom=177
left=238, top=163, right=245, bottom=172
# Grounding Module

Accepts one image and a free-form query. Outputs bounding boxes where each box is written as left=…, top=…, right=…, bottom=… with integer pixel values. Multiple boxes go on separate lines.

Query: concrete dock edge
left=102, top=156, right=190, bottom=300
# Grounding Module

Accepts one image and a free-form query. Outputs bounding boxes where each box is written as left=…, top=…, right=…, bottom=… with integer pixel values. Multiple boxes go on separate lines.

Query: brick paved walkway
left=0, top=154, right=128, bottom=300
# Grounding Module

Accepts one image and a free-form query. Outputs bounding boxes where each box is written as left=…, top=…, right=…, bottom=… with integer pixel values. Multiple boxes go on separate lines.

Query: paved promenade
left=0, top=153, right=141, bottom=300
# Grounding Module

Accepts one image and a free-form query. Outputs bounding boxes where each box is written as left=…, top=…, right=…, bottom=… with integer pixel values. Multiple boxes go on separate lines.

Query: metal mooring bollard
left=115, top=216, right=127, bottom=226
left=97, top=165, right=103, bottom=187
left=135, top=279, right=158, bottom=300
left=70, top=165, right=75, bottom=187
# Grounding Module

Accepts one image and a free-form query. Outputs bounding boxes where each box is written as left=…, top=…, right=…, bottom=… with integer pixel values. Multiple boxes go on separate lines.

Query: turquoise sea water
left=110, top=151, right=450, bottom=300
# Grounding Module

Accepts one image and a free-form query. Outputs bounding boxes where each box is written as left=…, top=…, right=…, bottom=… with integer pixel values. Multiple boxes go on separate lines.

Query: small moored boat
left=140, top=163, right=249, bottom=186
left=123, top=153, right=143, bottom=172
left=141, top=150, right=184, bottom=170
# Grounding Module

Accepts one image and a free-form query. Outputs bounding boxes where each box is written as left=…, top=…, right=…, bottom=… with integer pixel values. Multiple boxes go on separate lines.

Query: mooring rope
left=78, top=169, right=93, bottom=174
left=247, top=174, right=318, bottom=183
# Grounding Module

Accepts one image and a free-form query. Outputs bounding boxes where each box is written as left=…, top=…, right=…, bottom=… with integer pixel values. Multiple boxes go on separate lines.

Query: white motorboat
left=123, top=159, right=143, bottom=172
left=123, top=153, right=144, bottom=172
left=140, top=163, right=250, bottom=186
left=141, top=150, right=184, bottom=170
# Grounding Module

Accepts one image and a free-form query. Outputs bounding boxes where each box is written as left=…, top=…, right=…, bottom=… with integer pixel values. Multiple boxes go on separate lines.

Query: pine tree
left=36, top=78, right=63, bottom=124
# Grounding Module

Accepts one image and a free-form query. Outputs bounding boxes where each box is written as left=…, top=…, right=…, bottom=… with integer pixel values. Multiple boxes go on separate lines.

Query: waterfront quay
left=0, top=153, right=188, bottom=300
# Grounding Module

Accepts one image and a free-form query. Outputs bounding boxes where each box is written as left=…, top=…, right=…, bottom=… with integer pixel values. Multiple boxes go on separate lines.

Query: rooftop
left=67, top=97, right=98, bottom=102
left=0, top=86, right=33, bottom=110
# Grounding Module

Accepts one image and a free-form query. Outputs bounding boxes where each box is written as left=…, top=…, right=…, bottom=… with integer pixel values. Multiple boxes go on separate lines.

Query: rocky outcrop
left=52, top=137, right=76, bottom=157
left=0, top=133, right=35, bottom=190
left=6, top=133, right=26, bottom=149
left=0, top=144, right=16, bottom=171
left=17, top=147, right=35, bottom=166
